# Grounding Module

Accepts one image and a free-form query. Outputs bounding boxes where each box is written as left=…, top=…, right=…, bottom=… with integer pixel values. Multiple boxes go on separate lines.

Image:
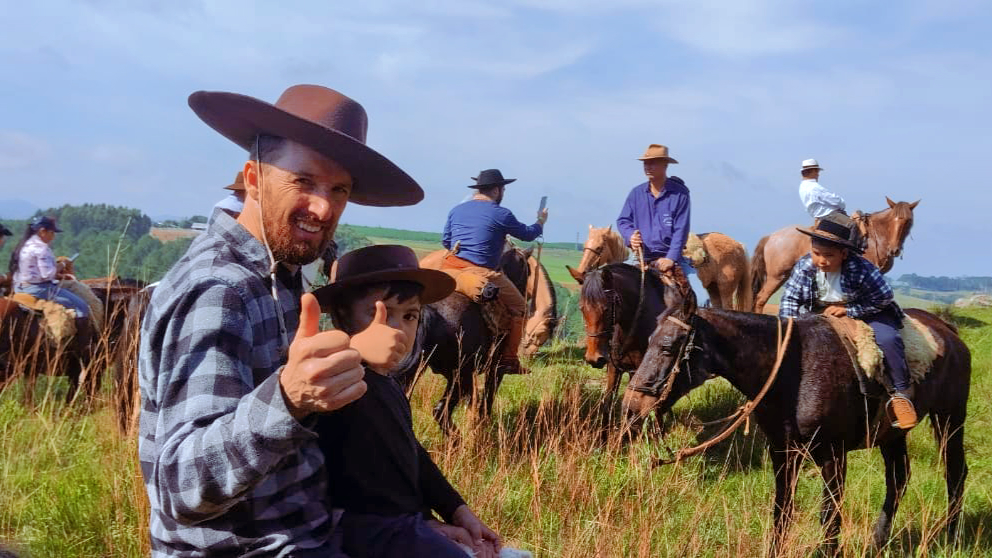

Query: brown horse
left=576, top=264, right=707, bottom=426
left=566, top=224, right=628, bottom=281
left=521, top=254, right=558, bottom=357
left=396, top=247, right=533, bottom=434
left=752, top=198, right=919, bottom=313
left=111, top=284, right=155, bottom=432
left=622, top=287, right=970, bottom=555
left=682, top=232, right=752, bottom=311
left=0, top=297, right=96, bottom=404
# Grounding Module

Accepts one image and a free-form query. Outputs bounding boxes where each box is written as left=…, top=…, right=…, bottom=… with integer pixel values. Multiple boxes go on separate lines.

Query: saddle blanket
left=825, top=315, right=943, bottom=384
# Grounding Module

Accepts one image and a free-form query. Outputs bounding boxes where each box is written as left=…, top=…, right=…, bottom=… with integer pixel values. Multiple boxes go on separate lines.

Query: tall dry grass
left=0, top=308, right=990, bottom=557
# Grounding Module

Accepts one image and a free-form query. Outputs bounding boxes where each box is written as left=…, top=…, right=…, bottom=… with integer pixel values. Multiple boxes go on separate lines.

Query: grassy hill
left=1, top=301, right=989, bottom=556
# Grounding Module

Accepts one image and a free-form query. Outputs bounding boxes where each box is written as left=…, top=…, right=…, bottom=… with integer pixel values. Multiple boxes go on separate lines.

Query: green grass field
left=0, top=305, right=990, bottom=557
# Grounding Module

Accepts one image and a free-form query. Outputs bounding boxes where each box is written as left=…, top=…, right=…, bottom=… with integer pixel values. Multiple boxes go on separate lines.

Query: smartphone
left=538, top=196, right=548, bottom=212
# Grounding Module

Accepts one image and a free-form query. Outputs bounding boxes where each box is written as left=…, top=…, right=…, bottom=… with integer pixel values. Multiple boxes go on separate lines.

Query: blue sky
left=1, top=0, right=990, bottom=276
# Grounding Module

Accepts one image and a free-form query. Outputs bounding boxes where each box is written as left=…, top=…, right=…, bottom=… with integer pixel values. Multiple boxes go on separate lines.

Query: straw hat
left=801, top=159, right=822, bottom=171
left=637, top=144, right=678, bottom=164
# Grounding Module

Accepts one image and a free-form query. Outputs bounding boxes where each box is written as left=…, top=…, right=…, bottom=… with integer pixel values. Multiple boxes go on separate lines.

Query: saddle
left=7, top=292, right=78, bottom=343
left=824, top=314, right=943, bottom=397
left=419, top=250, right=508, bottom=334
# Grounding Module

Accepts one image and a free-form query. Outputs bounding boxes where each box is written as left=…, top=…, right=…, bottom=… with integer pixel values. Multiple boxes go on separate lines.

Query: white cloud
left=0, top=131, right=51, bottom=170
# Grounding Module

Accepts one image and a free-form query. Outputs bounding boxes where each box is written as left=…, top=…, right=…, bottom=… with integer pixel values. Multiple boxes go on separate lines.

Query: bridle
left=629, top=314, right=696, bottom=398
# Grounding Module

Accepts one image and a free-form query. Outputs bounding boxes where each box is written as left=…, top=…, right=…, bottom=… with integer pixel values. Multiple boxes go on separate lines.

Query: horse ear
left=909, top=199, right=920, bottom=209
left=886, top=196, right=896, bottom=208
left=589, top=224, right=593, bottom=231
left=566, top=265, right=585, bottom=284
left=607, top=224, right=612, bottom=232
left=523, top=247, right=534, bottom=259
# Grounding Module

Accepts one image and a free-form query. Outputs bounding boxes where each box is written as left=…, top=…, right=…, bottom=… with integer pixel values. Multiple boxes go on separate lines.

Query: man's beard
left=263, top=210, right=335, bottom=265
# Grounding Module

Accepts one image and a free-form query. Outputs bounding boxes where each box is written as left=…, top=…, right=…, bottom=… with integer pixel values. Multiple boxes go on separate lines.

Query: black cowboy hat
left=188, top=84, right=423, bottom=207
left=313, top=244, right=455, bottom=310
left=0, top=222, right=11, bottom=236
left=797, top=213, right=862, bottom=253
left=468, top=169, right=516, bottom=189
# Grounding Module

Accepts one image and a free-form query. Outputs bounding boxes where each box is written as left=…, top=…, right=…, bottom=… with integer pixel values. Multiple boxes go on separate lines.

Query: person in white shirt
left=798, top=159, right=846, bottom=220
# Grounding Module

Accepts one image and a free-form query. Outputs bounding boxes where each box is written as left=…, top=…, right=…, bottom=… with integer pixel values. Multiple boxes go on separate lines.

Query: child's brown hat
left=313, top=244, right=455, bottom=310
left=797, top=213, right=862, bottom=253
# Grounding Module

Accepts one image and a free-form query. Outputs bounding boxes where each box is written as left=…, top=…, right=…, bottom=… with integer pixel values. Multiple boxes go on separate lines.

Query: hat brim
left=313, top=267, right=456, bottom=310
left=189, top=91, right=423, bottom=208
left=468, top=178, right=516, bottom=189
left=637, top=156, right=679, bottom=163
left=224, top=182, right=245, bottom=192
left=796, top=227, right=861, bottom=253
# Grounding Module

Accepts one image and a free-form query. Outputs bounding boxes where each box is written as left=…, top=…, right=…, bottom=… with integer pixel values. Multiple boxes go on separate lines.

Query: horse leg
left=481, top=364, right=504, bottom=421
left=705, top=282, right=723, bottom=310
left=872, top=435, right=910, bottom=551
left=754, top=276, right=786, bottom=314
left=433, top=372, right=462, bottom=436
left=819, top=450, right=847, bottom=556
left=932, top=412, right=968, bottom=545
left=600, top=363, right=621, bottom=432
left=770, top=447, right=801, bottom=556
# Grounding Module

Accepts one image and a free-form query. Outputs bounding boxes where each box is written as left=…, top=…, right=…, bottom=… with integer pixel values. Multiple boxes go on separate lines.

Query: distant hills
left=0, top=199, right=40, bottom=220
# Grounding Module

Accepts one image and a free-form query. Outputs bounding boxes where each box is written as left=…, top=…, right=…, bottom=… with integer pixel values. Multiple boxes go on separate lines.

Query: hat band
left=816, top=220, right=851, bottom=241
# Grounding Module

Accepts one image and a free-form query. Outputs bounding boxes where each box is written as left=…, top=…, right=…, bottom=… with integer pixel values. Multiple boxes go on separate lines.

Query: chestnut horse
left=682, top=232, right=752, bottom=311
left=623, top=287, right=970, bottom=555
left=752, top=198, right=919, bottom=313
left=520, top=254, right=558, bottom=357
left=566, top=224, right=628, bottom=280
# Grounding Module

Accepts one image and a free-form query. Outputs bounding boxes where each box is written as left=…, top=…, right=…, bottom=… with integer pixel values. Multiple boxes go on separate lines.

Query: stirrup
left=887, top=393, right=918, bottom=430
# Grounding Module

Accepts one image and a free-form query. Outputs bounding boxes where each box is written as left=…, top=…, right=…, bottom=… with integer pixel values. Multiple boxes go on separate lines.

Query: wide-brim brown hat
left=313, top=244, right=455, bottom=309
left=224, top=171, right=245, bottom=192
left=189, top=84, right=423, bottom=207
left=637, top=144, right=678, bottom=164
left=797, top=214, right=862, bottom=253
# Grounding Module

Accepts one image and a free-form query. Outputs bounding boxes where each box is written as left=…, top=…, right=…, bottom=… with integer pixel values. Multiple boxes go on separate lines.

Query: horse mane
left=537, top=260, right=557, bottom=327
left=580, top=263, right=639, bottom=311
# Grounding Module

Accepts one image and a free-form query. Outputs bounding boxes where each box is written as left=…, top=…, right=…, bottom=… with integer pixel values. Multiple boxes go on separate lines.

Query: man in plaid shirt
left=778, top=213, right=916, bottom=429
left=139, top=85, right=423, bottom=557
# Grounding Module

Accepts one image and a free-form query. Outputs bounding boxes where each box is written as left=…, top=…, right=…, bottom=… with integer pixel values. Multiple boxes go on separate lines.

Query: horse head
left=621, top=278, right=699, bottom=426
left=870, top=198, right=919, bottom=272
left=498, top=244, right=532, bottom=296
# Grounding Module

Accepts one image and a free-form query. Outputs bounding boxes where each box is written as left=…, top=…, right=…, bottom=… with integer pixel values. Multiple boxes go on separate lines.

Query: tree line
left=896, top=273, right=992, bottom=293
left=1, top=204, right=375, bottom=283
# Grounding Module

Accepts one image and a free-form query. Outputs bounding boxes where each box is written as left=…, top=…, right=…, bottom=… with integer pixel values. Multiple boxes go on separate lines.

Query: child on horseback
left=312, top=244, right=522, bottom=558
left=779, top=213, right=917, bottom=429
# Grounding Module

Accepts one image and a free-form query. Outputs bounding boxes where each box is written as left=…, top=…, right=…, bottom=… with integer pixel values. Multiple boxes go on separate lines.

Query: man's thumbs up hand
left=349, top=300, right=409, bottom=374
left=280, top=293, right=366, bottom=419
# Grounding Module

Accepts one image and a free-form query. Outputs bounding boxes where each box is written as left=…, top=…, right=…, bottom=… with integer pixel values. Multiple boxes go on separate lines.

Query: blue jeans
left=339, top=512, right=468, bottom=558
left=15, top=282, right=89, bottom=318
left=865, top=307, right=909, bottom=392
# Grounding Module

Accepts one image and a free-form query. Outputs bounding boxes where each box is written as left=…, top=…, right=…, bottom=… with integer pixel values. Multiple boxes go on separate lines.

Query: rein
left=655, top=316, right=795, bottom=466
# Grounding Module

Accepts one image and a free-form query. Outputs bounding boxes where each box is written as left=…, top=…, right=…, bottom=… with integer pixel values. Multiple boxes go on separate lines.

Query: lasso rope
left=655, top=316, right=794, bottom=465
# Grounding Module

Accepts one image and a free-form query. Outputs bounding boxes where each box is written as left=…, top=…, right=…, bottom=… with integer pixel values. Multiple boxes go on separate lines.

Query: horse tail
left=735, top=244, right=753, bottom=312
left=750, top=235, right=769, bottom=307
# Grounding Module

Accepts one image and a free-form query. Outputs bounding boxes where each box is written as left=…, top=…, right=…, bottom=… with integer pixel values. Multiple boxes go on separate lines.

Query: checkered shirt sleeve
left=138, top=210, right=330, bottom=556
left=778, top=256, right=814, bottom=318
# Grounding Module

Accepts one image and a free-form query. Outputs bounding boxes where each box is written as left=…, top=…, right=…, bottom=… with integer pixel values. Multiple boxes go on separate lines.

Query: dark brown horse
left=622, top=287, right=970, bottom=555
left=752, top=198, right=919, bottom=313
left=111, top=284, right=155, bottom=432
left=395, top=247, right=533, bottom=434
left=576, top=263, right=707, bottom=425
left=0, top=297, right=95, bottom=404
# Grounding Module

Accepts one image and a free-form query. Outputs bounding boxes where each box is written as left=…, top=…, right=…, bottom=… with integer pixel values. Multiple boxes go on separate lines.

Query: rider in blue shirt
left=616, top=144, right=691, bottom=274
left=441, top=169, right=548, bottom=374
